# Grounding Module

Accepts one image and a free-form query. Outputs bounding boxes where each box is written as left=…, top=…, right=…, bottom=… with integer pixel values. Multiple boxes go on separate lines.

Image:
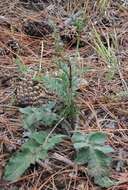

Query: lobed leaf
left=88, top=132, right=107, bottom=145
left=72, top=132, right=115, bottom=188
left=94, top=176, right=117, bottom=188
left=20, top=103, right=59, bottom=132
left=4, top=132, right=65, bottom=182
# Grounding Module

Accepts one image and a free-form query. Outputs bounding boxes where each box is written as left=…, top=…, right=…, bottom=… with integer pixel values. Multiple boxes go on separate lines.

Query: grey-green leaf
left=20, top=104, right=59, bottom=132
left=88, top=132, right=107, bottom=145
left=95, top=176, right=117, bottom=188
left=4, top=132, right=65, bottom=182
left=75, top=148, right=89, bottom=164
left=72, top=131, right=115, bottom=188
left=72, top=132, right=87, bottom=142
left=94, top=145, right=114, bottom=154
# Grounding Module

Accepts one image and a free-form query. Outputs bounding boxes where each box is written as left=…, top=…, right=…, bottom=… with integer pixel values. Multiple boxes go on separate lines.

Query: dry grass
left=0, top=0, right=128, bottom=189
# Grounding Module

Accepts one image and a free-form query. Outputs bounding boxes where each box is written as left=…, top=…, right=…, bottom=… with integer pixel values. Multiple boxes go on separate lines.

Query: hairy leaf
left=95, top=176, right=117, bottom=188
left=72, top=132, right=115, bottom=188
left=88, top=132, right=107, bottom=144
left=75, top=148, right=89, bottom=164
left=19, top=102, right=59, bottom=131
left=4, top=132, right=65, bottom=182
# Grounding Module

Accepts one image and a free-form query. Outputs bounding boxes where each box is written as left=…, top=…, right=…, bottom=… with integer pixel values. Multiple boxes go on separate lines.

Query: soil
left=0, top=0, right=128, bottom=189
